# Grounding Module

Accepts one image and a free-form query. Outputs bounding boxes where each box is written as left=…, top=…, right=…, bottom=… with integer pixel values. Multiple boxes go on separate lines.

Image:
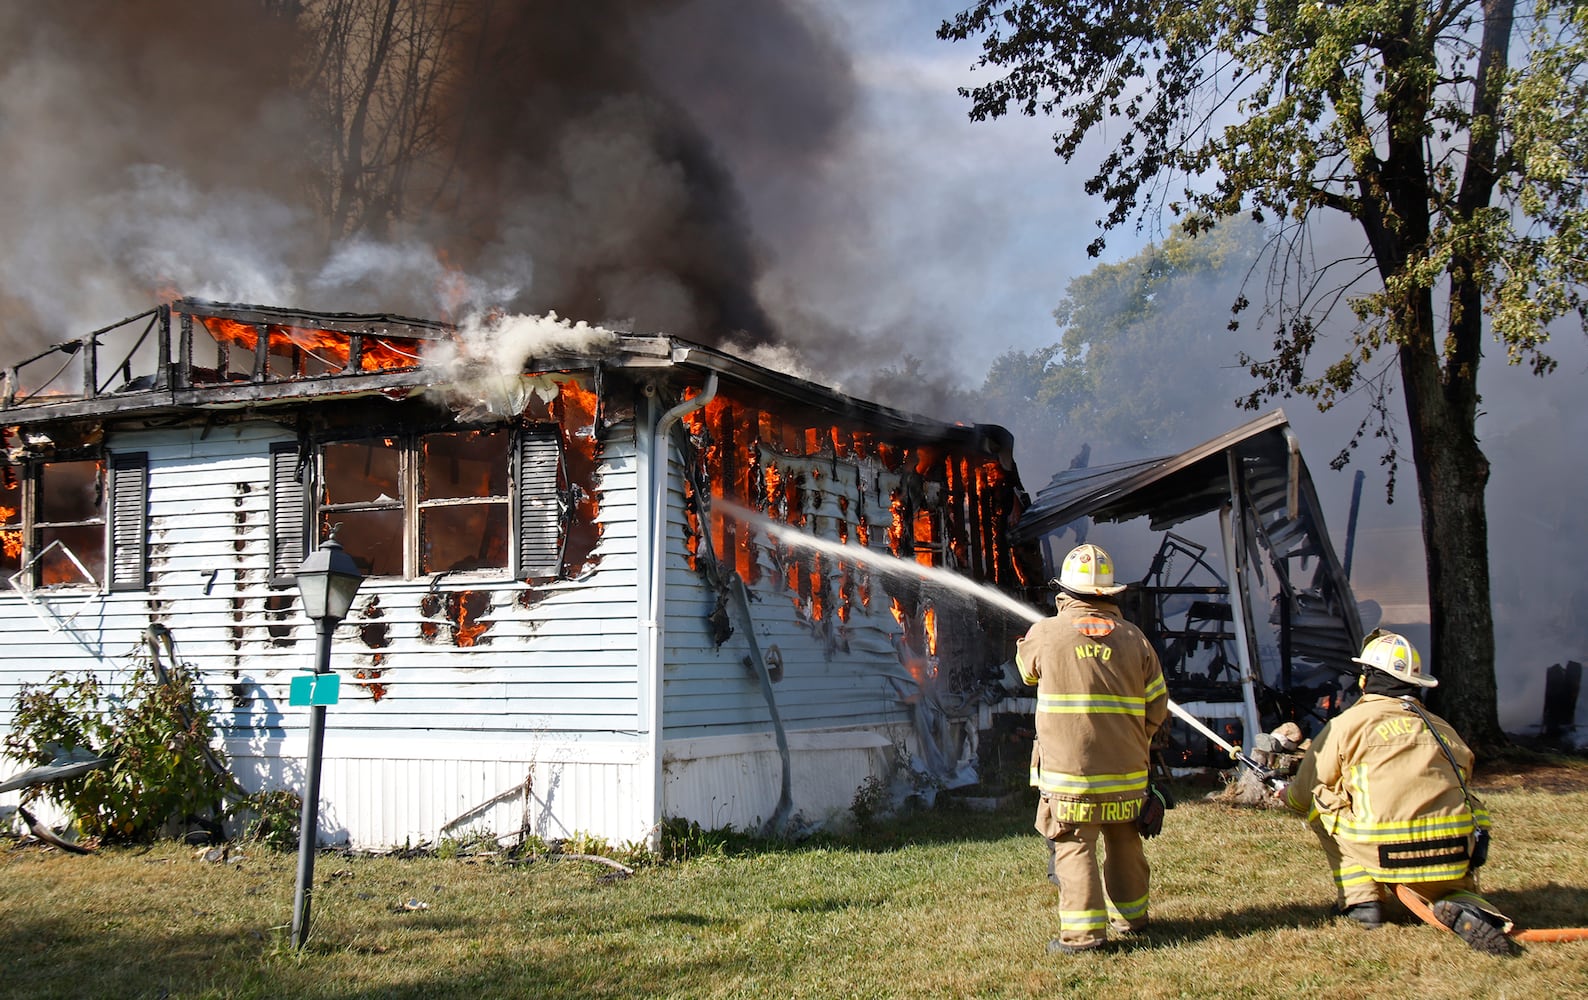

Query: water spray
left=711, top=498, right=1044, bottom=626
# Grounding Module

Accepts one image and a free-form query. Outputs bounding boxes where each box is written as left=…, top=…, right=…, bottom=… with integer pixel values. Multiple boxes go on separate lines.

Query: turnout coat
left=1016, top=595, right=1168, bottom=825
left=1286, top=693, right=1492, bottom=883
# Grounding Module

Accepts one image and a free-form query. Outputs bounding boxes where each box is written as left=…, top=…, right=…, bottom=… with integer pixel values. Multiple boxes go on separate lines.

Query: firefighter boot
left=1339, top=901, right=1383, bottom=929
left=1432, top=899, right=1515, bottom=956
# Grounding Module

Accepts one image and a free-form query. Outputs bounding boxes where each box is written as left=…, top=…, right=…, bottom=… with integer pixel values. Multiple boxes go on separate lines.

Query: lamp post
left=290, top=534, right=364, bottom=950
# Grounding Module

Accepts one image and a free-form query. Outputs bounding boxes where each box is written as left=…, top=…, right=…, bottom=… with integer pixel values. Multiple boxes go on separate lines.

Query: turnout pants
left=1040, top=803, right=1150, bottom=948
left=1307, top=818, right=1507, bottom=923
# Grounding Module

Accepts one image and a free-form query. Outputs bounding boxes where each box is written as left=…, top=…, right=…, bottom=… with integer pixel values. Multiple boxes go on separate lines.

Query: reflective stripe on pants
left=1044, top=820, right=1150, bottom=948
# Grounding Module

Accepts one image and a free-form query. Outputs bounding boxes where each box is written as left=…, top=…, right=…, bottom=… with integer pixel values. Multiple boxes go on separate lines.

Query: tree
left=975, top=220, right=1266, bottom=477
left=941, top=1, right=1588, bottom=748
left=990, top=219, right=1264, bottom=466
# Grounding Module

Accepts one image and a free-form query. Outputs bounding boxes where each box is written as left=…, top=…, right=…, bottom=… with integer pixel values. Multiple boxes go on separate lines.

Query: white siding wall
left=1, top=419, right=652, bottom=848
left=658, top=443, right=943, bottom=831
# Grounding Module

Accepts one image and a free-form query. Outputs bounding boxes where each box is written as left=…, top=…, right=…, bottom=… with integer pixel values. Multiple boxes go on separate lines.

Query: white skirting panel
left=226, top=735, right=651, bottom=850
left=661, top=724, right=912, bottom=833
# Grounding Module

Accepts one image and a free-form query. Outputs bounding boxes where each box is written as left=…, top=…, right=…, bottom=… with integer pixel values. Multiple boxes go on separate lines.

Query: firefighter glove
left=1138, top=785, right=1168, bottom=838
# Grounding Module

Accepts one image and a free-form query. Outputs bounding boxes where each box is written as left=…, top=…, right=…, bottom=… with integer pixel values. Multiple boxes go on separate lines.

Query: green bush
left=227, top=789, right=302, bottom=851
left=5, top=660, right=232, bottom=843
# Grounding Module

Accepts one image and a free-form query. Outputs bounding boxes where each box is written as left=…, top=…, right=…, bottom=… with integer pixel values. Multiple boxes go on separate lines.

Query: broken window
left=291, top=427, right=562, bottom=580
left=1, top=467, right=21, bottom=585
left=1, top=452, right=149, bottom=591
left=34, top=459, right=107, bottom=587
left=420, top=429, right=510, bottom=575
left=321, top=437, right=406, bottom=577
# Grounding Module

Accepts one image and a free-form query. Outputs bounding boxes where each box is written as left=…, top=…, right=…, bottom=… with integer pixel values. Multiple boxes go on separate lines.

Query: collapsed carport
left=1009, top=410, right=1367, bottom=763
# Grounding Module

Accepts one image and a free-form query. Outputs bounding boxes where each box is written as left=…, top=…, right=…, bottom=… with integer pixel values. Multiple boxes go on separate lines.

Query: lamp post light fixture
left=290, top=534, right=364, bottom=950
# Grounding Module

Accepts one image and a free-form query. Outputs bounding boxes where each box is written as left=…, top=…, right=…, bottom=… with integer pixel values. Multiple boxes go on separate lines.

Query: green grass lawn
left=3, top=760, right=1586, bottom=1000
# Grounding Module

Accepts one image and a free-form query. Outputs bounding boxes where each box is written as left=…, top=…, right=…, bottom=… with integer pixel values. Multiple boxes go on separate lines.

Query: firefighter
left=1017, top=543, right=1168, bottom=954
left=1283, top=630, right=1514, bottom=955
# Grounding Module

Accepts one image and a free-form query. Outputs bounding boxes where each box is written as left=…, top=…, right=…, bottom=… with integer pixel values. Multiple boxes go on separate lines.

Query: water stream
left=712, top=498, right=1045, bottom=627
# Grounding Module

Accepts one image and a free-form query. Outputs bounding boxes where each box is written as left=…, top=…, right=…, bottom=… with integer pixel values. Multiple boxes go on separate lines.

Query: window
left=1, top=467, right=21, bottom=584
left=1, top=452, right=148, bottom=591
left=274, top=427, right=566, bottom=581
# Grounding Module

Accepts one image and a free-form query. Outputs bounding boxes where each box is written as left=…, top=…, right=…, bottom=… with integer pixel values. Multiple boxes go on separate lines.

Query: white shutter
left=515, top=430, right=566, bottom=579
left=270, top=442, right=310, bottom=585
left=107, top=452, right=148, bottom=592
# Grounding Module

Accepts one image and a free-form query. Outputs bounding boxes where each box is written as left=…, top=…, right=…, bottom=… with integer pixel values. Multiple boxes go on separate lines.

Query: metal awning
left=1012, top=410, right=1293, bottom=541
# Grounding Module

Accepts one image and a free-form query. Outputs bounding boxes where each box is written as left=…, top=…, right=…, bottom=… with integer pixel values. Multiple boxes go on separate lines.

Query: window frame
left=1, top=450, right=148, bottom=593
left=274, top=424, right=567, bottom=584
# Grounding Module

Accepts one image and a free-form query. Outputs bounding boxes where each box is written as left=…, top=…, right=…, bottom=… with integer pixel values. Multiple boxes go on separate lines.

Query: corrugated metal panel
left=661, top=726, right=904, bottom=831
left=1013, top=410, right=1292, bottom=541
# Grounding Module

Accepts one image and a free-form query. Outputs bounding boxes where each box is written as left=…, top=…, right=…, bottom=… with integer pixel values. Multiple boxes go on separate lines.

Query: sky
left=0, top=1, right=1581, bottom=732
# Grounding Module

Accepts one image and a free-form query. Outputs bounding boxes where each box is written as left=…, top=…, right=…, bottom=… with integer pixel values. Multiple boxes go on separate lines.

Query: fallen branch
left=16, top=805, right=92, bottom=855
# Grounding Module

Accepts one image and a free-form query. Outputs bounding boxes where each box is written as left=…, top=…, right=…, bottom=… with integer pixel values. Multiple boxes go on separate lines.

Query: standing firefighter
left=1284, top=630, right=1514, bottom=955
left=1017, top=543, right=1168, bottom=954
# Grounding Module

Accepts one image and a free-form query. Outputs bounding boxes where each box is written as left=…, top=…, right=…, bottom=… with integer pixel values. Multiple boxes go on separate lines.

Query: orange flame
left=194, top=314, right=423, bottom=374
left=0, top=503, right=19, bottom=560
left=666, top=390, right=1029, bottom=631
left=455, top=591, right=489, bottom=647
left=924, top=605, right=938, bottom=657
left=556, top=378, right=600, bottom=428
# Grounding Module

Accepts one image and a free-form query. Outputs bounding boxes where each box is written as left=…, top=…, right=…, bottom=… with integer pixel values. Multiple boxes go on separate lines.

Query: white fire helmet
left=1055, top=543, right=1127, bottom=597
left=1352, top=630, right=1437, bottom=688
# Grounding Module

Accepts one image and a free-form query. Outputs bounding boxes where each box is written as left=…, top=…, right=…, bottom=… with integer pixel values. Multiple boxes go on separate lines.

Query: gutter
left=638, top=371, right=717, bottom=848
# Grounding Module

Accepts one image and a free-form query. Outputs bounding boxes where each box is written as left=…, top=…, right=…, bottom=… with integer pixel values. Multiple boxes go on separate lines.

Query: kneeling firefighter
left=1016, top=543, right=1169, bottom=954
left=1283, top=630, right=1514, bottom=954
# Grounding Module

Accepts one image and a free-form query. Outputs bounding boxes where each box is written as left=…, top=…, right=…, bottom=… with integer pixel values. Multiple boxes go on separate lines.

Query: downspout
left=639, top=371, right=717, bottom=848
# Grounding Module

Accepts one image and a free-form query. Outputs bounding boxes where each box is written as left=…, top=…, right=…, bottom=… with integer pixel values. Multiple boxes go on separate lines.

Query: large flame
left=193, top=314, right=424, bottom=375
left=674, top=390, right=1029, bottom=643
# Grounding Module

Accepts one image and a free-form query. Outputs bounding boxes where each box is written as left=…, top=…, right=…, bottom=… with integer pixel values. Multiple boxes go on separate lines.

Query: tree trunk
left=1397, top=340, right=1505, bottom=751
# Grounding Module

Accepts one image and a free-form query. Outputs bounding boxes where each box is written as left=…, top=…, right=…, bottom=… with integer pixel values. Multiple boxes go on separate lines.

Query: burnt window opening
left=278, top=427, right=565, bottom=582
left=1, top=452, right=148, bottom=592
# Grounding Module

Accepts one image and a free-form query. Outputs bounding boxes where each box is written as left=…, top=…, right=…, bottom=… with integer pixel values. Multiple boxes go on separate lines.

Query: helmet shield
left=1055, top=543, right=1126, bottom=596
left=1351, top=630, right=1437, bottom=688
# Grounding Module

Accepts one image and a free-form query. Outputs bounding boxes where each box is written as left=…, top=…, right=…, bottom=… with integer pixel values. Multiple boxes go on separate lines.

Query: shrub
left=228, top=789, right=302, bottom=852
left=5, top=659, right=233, bottom=843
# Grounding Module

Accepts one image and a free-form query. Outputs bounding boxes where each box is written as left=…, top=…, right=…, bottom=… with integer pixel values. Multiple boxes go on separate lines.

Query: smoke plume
left=0, top=0, right=856, bottom=357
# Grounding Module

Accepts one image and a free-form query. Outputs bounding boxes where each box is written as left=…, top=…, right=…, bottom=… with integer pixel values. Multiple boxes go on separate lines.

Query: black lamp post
left=290, top=534, right=364, bottom=950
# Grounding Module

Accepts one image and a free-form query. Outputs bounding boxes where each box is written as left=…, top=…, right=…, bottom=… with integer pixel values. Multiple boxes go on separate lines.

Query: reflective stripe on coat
left=1017, top=595, right=1168, bottom=807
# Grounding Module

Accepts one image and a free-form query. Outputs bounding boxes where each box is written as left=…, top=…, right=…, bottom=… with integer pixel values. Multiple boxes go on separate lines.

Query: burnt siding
left=0, top=420, right=643, bottom=746
left=660, top=447, right=911, bottom=740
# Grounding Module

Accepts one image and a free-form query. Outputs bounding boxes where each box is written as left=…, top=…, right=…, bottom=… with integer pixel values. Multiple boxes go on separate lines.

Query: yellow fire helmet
left=1352, top=630, right=1437, bottom=688
left=1056, top=543, right=1127, bottom=596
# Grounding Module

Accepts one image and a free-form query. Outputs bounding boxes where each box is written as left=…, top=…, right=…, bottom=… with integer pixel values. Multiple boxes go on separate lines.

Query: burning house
left=0, top=299, right=1038, bottom=848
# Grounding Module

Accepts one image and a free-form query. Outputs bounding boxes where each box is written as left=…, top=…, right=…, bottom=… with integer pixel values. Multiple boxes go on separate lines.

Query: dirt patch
left=1473, top=754, right=1588, bottom=794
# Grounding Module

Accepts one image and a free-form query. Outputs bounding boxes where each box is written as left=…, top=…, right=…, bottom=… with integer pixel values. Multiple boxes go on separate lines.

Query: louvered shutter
left=515, top=430, right=566, bottom=579
left=269, top=442, right=310, bottom=586
left=107, top=452, right=148, bottom=592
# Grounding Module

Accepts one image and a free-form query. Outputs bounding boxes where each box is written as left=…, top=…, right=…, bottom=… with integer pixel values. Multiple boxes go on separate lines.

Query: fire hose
left=1165, top=699, right=1284, bottom=788
left=1395, top=884, right=1588, bottom=945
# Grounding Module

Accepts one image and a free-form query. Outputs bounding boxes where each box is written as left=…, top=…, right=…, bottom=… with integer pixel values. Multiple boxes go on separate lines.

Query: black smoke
left=0, top=0, right=857, bottom=351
